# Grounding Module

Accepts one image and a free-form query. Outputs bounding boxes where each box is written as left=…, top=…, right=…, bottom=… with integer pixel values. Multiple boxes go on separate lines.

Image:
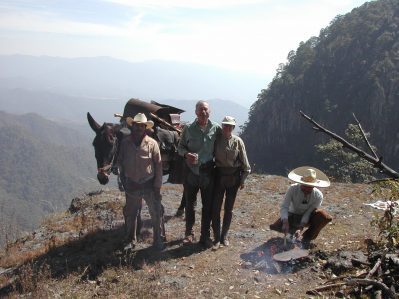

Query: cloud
left=0, top=0, right=368, bottom=74
left=0, top=14, right=120, bottom=36
left=102, top=0, right=267, bottom=9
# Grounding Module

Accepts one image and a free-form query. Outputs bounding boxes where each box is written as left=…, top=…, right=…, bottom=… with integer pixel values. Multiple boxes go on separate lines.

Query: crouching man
left=269, top=166, right=332, bottom=248
left=118, top=113, right=164, bottom=250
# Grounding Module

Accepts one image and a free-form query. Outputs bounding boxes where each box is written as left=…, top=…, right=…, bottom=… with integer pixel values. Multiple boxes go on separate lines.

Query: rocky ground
left=0, top=174, right=396, bottom=298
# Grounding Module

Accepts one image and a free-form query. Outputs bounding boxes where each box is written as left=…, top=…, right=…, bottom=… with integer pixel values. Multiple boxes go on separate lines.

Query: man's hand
left=240, top=183, right=245, bottom=190
left=185, top=152, right=198, bottom=165
left=153, top=187, right=162, bottom=200
left=294, top=225, right=304, bottom=239
left=282, top=219, right=289, bottom=234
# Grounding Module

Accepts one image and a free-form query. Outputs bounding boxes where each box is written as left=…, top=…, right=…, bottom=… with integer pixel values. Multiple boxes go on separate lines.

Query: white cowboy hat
left=126, top=113, right=154, bottom=129
left=288, top=166, right=330, bottom=188
left=221, top=116, right=236, bottom=126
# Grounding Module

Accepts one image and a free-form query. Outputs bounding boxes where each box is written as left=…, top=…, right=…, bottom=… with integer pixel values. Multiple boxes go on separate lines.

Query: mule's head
left=87, top=112, right=119, bottom=185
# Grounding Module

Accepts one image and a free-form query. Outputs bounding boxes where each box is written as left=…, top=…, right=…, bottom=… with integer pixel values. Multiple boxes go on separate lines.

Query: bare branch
left=345, top=278, right=397, bottom=299
left=366, top=259, right=381, bottom=279
left=352, top=113, right=379, bottom=159
left=308, top=277, right=398, bottom=299
left=300, top=111, right=399, bottom=179
left=307, top=282, right=347, bottom=293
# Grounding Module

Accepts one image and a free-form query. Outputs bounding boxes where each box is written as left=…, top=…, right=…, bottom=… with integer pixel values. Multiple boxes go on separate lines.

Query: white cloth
left=364, top=200, right=399, bottom=215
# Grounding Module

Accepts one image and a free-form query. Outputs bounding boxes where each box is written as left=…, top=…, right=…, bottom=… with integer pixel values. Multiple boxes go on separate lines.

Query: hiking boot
left=221, top=238, right=230, bottom=247
left=123, top=241, right=136, bottom=251
left=301, top=238, right=311, bottom=249
left=212, top=241, right=220, bottom=251
left=183, top=235, right=195, bottom=245
left=199, top=238, right=213, bottom=249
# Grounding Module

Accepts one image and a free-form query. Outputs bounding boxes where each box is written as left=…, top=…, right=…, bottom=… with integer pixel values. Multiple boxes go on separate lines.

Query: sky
left=0, top=0, right=370, bottom=77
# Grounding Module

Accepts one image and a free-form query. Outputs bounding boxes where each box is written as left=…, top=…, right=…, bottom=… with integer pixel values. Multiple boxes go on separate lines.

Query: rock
left=335, top=290, right=346, bottom=298
left=325, top=250, right=367, bottom=274
left=242, top=262, right=252, bottom=269
left=69, top=197, right=83, bottom=213
left=386, top=253, right=399, bottom=267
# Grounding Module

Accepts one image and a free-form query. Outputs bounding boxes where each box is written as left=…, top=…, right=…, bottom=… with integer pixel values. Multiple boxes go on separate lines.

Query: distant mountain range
left=0, top=55, right=266, bottom=108
left=0, top=55, right=253, bottom=129
left=0, top=88, right=249, bottom=129
left=0, top=111, right=98, bottom=245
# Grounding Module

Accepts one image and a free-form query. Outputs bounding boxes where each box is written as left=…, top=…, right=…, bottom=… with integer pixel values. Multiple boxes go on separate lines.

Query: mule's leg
left=175, top=193, right=185, bottom=217
left=160, top=203, right=166, bottom=242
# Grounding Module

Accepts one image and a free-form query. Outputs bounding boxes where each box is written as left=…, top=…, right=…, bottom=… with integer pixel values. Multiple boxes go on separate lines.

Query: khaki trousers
left=269, top=208, right=332, bottom=241
left=123, top=189, right=163, bottom=246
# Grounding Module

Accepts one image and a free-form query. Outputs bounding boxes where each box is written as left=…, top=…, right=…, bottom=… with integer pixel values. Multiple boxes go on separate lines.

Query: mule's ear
left=87, top=112, right=101, bottom=132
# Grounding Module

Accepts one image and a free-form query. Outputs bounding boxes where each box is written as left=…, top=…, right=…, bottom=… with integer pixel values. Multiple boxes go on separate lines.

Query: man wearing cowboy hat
left=269, top=166, right=332, bottom=247
left=118, top=113, right=164, bottom=250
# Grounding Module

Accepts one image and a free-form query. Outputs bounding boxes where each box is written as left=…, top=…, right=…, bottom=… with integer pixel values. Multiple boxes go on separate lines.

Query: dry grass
left=0, top=175, right=382, bottom=298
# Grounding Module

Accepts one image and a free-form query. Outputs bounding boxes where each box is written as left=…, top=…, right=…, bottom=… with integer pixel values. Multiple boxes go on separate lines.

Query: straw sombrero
left=126, top=113, right=154, bottom=129
left=288, top=166, right=330, bottom=188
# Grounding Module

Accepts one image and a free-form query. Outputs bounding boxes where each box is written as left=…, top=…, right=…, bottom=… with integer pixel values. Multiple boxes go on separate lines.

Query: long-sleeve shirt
left=280, top=183, right=323, bottom=225
left=117, top=135, right=163, bottom=188
left=215, top=134, right=251, bottom=184
left=177, top=119, right=221, bottom=175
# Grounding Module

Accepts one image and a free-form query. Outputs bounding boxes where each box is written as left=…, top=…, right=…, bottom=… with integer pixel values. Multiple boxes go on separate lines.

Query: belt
left=199, top=160, right=215, bottom=172
left=125, top=177, right=154, bottom=191
left=216, top=167, right=240, bottom=176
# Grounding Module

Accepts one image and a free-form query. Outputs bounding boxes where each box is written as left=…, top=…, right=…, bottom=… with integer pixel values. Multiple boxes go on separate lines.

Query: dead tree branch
left=352, top=113, right=379, bottom=159
left=308, top=277, right=398, bottom=299
left=366, top=259, right=381, bottom=279
left=300, top=111, right=399, bottom=179
left=345, top=278, right=397, bottom=299
left=307, top=282, right=347, bottom=294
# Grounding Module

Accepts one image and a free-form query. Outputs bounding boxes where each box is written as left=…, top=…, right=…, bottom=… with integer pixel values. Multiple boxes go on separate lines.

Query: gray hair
left=195, top=100, right=209, bottom=111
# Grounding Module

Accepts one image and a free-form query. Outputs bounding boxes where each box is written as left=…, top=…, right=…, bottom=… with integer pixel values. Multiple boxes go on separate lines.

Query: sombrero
left=288, top=166, right=330, bottom=188
left=126, top=113, right=154, bottom=129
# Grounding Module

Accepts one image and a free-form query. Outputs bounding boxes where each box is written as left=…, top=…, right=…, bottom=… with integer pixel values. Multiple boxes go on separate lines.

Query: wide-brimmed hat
left=221, top=116, right=236, bottom=126
left=126, top=113, right=154, bottom=129
left=288, top=166, right=330, bottom=188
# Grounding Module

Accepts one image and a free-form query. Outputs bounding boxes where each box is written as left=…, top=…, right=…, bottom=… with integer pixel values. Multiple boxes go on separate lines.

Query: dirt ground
left=0, top=174, right=382, bottom=298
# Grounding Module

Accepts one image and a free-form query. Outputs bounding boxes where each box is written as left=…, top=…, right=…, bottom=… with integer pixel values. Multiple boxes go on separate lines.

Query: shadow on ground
left=0, top=225, right=206, bottom=296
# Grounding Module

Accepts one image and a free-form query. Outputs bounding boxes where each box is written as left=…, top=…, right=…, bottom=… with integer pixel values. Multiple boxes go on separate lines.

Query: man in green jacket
left=178, top=100, right=221, bottom=248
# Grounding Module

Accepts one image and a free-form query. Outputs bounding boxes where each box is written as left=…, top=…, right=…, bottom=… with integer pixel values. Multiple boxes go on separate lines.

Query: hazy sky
left=0, top=0, right=369, bottom=77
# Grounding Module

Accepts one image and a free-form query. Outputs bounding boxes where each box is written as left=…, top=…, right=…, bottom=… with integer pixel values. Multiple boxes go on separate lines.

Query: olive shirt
left=177, top=119, right=221, bottom=175
left=214, top=134, right=251, bottom=185
left=280, top=183, right=323, bottom=225
left=117, top=135, right=163, bottom=188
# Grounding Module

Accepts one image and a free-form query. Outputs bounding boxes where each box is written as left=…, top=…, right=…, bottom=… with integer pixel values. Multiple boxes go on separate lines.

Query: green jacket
left=177, top=119, right=221, bottom=175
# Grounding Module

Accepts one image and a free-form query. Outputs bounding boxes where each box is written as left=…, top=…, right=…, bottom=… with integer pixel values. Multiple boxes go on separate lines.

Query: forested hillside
left=0, top=111, right=98, bottom=245
left=241, top=0, right=399, bottom=175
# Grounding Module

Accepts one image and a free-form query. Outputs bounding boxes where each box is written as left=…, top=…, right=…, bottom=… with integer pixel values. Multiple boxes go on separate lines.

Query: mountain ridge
left=241, top=0, right=399, bottom=174
left=0, top=111, right=98, bottom=246
left=0, top=54, right=266, bottom=108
